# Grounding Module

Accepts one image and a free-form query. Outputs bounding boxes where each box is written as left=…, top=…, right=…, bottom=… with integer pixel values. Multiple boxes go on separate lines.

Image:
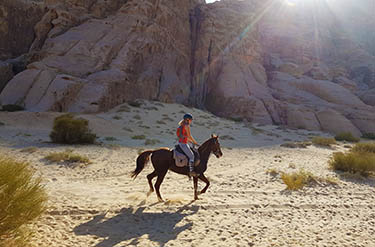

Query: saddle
left=172, top=145, right=200, bottom=168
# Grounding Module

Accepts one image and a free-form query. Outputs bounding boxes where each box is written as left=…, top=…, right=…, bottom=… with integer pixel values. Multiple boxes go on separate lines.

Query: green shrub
left=128, top=101, right=142, bottom=107
left=145, top=139, right=161, bottom=145
left=351, top=142, right=375, bottom=154
left=104, top=136, right=117, bottom=142
left=49, top=114, right=96, bottom=144
left=362, top=133, right=375, bottom=140
left=45, top=149, right=91, bottom=165
left=0, top=104, right=24, bottom=112
left=329, top=151, right=375, bottom=176
left=334, top=132, right=360, bottom=143
left=0, top=156, right=47, bottom=246
left=132, top=135, right=146, bottom=140
left=312, top=136, right=336, bottom=147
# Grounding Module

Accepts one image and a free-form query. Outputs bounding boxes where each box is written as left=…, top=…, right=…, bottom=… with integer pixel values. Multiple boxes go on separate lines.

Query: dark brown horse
left=131, top=135, right=223, bottom=201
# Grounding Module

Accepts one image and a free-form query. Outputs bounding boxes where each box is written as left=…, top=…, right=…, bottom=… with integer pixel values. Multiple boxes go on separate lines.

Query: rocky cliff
left=1, top=0, right=375, bottom=136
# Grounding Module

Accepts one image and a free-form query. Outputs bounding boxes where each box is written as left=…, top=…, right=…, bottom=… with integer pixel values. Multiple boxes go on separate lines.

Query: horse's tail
left=131, top=150, right=154, bottom=179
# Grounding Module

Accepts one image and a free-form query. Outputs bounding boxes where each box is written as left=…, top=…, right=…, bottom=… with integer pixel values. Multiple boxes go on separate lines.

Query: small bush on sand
left=334, top=132, right=360, bottom=143
left=132, top=135, right=146, bottom=140
left=362, top=133, right=375, bottom=140
left=104, top=136, right=117, bottom=142
left=329, top=151, right=375, bottom=176
left=280, top=142, right=310, bottom=149
left=50, top=114, right=96, bottom=144
left=351, top=142, right=375, bottom=154
left=312, top=136, right=336, bottom=147
left=20, top=147, right=38, bottom=153
left=128, top=101, right=142, bottom=107
left=0, top=104, right=24, bottom=112
left=281, top=169, right=338, bottom=190
left=145, top=139, right=161, bottom=145
left=0, top=121, right=4, bottom=126
left=0, top=156, right=47, bottom=246
left=281, top=170, right=314, bottom=190
left=112, top=115, right=122, bottom=120
left=45, top=150, right=91, bottom=165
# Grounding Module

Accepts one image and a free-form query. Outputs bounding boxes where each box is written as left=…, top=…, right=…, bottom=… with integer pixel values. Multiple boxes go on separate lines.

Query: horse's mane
left=198, top=137, right=215, bottom=153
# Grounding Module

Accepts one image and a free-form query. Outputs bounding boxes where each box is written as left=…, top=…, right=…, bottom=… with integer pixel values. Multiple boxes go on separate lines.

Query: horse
left=131, top=134, right=223, bottom=201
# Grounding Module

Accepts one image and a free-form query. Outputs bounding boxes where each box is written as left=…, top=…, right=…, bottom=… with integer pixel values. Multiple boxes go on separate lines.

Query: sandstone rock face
left=1, top=0, right=204, bottom=112
left=1, top=0, right=375, bottom=136
left=0, top=0, right=44, bottom=60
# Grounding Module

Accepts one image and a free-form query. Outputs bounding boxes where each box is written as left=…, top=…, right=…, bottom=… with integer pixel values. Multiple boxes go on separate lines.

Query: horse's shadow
left=73, top=204, right=199, bottom=247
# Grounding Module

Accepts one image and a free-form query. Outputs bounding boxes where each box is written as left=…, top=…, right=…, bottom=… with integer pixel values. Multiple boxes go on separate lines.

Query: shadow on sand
left=73, top=204, right=199, bottom=247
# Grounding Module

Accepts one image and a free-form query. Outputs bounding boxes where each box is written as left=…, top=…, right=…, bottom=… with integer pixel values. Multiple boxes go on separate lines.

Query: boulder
left=0, top=61, right=13, bottom=93
left=316, top=109, right=361, bottom=137
left=358, top=89, right=375, bottom=106
left=333, top=76, right=357, bottom=92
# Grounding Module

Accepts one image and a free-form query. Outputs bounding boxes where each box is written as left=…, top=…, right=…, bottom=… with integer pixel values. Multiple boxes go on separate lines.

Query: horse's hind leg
left=198, top=174, right=210, bottom=194
left=154, top=170, right=168, bottom=202
left=147, top=170, right=157, bottom=196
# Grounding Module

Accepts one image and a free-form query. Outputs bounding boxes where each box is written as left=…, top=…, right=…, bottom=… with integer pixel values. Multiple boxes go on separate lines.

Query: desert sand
left=1, top=100, right=375, bottom=247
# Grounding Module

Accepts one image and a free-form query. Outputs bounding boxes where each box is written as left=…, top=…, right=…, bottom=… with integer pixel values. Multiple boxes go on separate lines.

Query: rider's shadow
left=73, top=205, right=199, bottom=247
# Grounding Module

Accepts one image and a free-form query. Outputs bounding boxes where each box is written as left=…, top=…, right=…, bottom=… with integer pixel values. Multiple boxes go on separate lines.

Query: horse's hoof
left=158, top=198, right=164, bottom=203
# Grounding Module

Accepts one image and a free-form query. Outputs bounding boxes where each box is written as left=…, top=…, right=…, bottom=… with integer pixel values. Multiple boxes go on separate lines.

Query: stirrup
left=189, top=171, right=199, bottom=177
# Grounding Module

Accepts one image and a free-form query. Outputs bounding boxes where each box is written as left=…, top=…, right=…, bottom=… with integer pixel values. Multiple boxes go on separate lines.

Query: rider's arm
left=186, top=125, right=198, bottom=145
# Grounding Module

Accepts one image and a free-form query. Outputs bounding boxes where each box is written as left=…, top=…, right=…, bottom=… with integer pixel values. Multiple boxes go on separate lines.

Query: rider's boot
left=188, top=161, right=198, bottom=177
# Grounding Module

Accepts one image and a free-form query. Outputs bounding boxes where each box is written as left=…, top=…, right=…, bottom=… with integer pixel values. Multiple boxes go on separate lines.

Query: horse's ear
left=211, top=133, right=217, bottom=138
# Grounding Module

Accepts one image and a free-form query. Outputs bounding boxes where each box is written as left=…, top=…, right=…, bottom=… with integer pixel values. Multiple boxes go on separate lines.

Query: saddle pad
left=173, top=149, right=188, bottom=167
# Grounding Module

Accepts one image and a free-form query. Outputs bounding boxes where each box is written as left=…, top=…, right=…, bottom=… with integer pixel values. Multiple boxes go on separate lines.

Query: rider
left=177, top=113, right=199, bottom=177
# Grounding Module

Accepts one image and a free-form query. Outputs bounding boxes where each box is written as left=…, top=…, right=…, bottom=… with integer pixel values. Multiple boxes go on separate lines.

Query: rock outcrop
left=0, top=0, right=45, bottom=60
left=1, top=0, right=375, bottom=136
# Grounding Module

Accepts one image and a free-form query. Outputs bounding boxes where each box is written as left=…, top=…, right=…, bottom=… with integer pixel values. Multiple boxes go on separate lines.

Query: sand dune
left=1, top=100, right=375, bottom=246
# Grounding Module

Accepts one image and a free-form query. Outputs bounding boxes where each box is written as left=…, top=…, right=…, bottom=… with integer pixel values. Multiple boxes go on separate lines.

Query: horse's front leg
left=198, top=173, right=210, bottom=194
left=193, top=177, right=199, bottom=200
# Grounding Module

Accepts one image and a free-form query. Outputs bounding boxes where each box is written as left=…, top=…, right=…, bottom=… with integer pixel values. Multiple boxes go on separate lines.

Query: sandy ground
left=1, top=100, right=375, bottom=247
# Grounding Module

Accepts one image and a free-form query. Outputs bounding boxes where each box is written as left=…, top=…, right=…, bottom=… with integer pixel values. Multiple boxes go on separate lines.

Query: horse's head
left=210, top=134, right=223, bottom=158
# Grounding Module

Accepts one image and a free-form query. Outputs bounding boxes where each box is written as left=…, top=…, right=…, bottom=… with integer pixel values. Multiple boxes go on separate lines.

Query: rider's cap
left=183, top=113, right=193, bottom=120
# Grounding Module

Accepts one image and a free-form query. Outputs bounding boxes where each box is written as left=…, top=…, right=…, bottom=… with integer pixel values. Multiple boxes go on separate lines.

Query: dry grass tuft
left=145, top=139, right=161, bottom=145
left=334, top=132, right=360, bottom=143
left=281, top=170, right=338, bottom=190
left=312, top=136, right=336, bottom=147
left=104, top=137, right=117, bottom=142
left=362, top=133, right=375, bottom=140
left=45, top=149, right=91, bottom=165
left=280, top=142, right=310, bottom=149
left=20, top=147, right=38, bottom=153
left=281, top=170, right=313, bottom=190
left=132, top=135, right=146, bottom=140
left=329, top=151, right=375, bottom=176
left=0, top=156, right=47, bottom=246
left=351, top=142, right=375, bottom=154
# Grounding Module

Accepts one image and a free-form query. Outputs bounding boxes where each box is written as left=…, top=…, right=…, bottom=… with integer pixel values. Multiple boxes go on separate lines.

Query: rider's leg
left=178, top=143, right=197, bottom=176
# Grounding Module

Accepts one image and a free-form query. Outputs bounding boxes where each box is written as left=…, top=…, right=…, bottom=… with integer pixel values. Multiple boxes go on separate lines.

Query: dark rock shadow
left=73, top=204, right=199, bottom=247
